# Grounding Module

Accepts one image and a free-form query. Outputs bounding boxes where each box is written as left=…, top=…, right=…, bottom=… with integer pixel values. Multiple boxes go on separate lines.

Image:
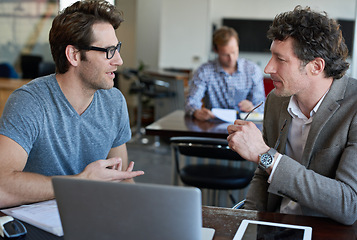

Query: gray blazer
left=244, top=75, right=357, bottom=225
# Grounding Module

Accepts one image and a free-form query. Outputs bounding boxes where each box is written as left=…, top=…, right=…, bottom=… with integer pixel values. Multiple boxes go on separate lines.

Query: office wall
left=158, top=0, right=211, bottom=70
left=135, top=0, right=161, bottom=70
left=135, top=0, right=356, bottom=72
left=116, top=0, right=138, bottom=118
left=210, top=0, right=356, bottom=73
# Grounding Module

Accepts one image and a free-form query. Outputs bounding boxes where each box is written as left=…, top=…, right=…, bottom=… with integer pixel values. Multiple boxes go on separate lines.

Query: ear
left=308, top=57, right=325, bottom=76
left=65, top=45, right=80, bottom=67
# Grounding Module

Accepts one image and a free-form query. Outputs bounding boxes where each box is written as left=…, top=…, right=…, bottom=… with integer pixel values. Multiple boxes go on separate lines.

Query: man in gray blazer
left=227, top=6, right=357, bottom=225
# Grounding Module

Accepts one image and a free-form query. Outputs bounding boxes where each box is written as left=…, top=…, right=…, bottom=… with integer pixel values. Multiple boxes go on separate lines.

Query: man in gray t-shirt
left=0, top=1, right=144, bottom=208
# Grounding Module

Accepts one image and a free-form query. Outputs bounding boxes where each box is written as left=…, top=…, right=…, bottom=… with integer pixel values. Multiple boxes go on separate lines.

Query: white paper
left=1, top=200, right=63, bottom=236
left=239, top=112, right=264, bottom=121
left=202, top=227, right=215, bottom=240
left=212, top=108, right=237, bottom=123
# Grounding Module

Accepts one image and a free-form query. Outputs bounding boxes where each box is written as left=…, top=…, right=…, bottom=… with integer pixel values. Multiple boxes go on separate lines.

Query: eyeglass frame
left=80, top=42, right=122, bottom=59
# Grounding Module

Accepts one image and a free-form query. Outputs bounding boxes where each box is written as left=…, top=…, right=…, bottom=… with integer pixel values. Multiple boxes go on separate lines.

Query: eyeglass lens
left=108, top=42, right=121, bottom=59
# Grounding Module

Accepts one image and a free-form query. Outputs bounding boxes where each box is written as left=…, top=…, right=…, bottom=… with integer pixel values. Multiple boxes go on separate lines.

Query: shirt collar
left=215, top=59, right=239, bottom=75
left=287, top=89, right=329, bottom=120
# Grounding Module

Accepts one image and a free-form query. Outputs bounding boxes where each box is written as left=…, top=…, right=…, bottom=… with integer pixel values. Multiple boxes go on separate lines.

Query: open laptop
left=52, top=177, right=215, bottom=240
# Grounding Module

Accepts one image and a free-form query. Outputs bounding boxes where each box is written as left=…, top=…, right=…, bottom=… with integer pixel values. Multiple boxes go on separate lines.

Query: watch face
left=261, top=154, right=273, bottom=165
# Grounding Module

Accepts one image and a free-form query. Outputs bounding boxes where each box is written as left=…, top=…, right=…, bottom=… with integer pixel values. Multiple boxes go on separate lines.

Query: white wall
left=135, top=0, right=162, bottom=70
left=159, top=0, right=211, bottom=70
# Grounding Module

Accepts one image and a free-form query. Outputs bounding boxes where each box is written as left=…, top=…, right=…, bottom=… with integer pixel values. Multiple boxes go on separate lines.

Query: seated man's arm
left=184, top=68, right=211, bottom=119
left=0, top=135, right=53, bottom=208
left=0, top=136, right=144, bottom=208
left=244, top=63, right=266, bottom=113
left=193, top=108, right=215, bottom=121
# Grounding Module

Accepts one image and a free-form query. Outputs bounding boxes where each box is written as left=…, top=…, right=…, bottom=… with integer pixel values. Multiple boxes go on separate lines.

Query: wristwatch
left=258, top=148, right=277, bottom=171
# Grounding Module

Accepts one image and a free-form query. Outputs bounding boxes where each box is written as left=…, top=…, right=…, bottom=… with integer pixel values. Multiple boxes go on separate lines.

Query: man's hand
left=78, top=157, right=144, bottom=182
left=227, top=120, right=269, bottom=163
left=238, top=100, right=255, bottom=112
left=193, top=108, right=215, bottom=121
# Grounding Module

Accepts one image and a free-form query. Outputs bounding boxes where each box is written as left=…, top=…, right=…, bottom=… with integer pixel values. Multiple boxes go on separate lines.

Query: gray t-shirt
left=0, top=74, right=131, bottom=176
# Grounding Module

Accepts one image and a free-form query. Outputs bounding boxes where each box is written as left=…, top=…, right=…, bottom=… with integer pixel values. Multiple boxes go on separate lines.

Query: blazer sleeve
left=268, top=110, right=357, bottom=225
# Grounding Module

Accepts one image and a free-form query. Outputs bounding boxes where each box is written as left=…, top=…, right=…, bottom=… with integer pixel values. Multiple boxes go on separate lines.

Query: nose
left=112, top=51, right=123, bottom=66
left=264, top=58, right=275, bottom=75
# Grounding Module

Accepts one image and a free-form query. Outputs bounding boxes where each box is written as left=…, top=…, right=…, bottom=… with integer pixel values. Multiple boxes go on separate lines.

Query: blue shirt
left=185, top=58, right=265, bottom=116
left=0, top=74, right=131, bottom=176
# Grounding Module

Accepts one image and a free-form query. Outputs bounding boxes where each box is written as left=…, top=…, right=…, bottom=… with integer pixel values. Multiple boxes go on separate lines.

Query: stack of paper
left=212, top=108, right=264, bottom=122
left=211, top=108, right=237, bottom=123
left=239, top=112, right=264, bottom=121
left=1, top=200, right=63, bottom=236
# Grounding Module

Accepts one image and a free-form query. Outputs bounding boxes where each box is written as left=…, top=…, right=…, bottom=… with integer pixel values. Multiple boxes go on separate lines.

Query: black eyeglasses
left=81, top=42, right=121, bottom=59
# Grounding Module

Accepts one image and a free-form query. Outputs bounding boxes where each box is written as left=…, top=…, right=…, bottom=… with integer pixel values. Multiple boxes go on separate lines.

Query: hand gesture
left=78, top=157, right=144, bottom=182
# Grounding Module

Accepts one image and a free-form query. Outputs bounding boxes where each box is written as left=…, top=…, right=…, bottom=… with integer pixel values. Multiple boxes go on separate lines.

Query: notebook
left=52, top=177, right=215, bottom=240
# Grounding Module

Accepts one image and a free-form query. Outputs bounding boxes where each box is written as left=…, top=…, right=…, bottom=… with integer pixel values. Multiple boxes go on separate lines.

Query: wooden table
left=0, top=78, right=31, bottom=116
left=2, top=206, right=355, bottom=239
left=145, top=110, right=232, bottom=139
left=145, top=110, right=263, bottom=139
left=203, top=206, right=357, bottom=239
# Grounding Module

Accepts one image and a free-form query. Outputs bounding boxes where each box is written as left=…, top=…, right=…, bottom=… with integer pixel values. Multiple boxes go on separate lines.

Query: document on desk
left=239, top=112, right=264, bottom=122
left=1, top=199, right=63, bottom=236
left=212, top=108, right=264, bottom=122
left=211, top=108, right=237, bottom=123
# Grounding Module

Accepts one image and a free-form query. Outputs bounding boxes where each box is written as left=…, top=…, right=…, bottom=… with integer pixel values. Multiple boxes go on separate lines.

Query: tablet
left=233, top=219, right=312, bottom=240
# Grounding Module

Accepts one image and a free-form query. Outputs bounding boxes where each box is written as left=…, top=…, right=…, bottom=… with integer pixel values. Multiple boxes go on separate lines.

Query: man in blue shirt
left=185, top=26, right=266, bottom=121
left=0, top=0, right=144, bottom=208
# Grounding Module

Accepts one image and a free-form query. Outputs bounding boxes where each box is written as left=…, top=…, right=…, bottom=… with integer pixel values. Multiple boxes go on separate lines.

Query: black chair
left=0, top=62, right=19, bottom=78
left=20, top=55, right=43, bottom=79
left=170, top=136, right=255, bottom=206
left=38, top=61, right=56, bottom=77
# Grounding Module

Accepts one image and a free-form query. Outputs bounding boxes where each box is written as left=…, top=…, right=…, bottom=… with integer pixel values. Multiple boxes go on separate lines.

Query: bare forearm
left=0, top=172, right=54, bottom=208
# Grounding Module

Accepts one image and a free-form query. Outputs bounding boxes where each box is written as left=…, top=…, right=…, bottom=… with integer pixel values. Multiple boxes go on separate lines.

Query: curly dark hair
left=49, top=0, right=124, bottom=74
left=267, top=6, right=349, bottom=79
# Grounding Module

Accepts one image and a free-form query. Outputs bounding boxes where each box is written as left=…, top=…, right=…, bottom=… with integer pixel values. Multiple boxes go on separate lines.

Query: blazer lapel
left=276, top=99, right=291, bottom=154
left=301, top=77, right=348, bottom=167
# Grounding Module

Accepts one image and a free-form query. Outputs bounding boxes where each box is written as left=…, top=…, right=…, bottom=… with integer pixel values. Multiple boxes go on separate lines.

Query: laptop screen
left=53, top=178, right=203, bottom=240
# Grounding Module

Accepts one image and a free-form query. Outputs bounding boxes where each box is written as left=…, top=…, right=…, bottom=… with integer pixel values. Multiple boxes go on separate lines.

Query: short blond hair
left=212, top=26, right=239, bottom=50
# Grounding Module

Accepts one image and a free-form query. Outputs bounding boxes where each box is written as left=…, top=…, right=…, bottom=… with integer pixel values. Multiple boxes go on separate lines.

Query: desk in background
left=143, top=70, right=188, bottom=121
left=0, top=78, right=31, bottom=116
left=145, top=110, right=263, bottom=139
left=1, top=206, right=356, bottom=240
left=145, top=110, right=231, bottom=139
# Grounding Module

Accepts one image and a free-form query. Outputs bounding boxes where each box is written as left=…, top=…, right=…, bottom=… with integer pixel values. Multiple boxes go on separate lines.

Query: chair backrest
left=170, top=136, right=244, bottom=161
left=0, top=63, right=19, bottom=78
left=38, top=61, right=56, bottom=77
left=21, top=55, right=43, bottom=79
